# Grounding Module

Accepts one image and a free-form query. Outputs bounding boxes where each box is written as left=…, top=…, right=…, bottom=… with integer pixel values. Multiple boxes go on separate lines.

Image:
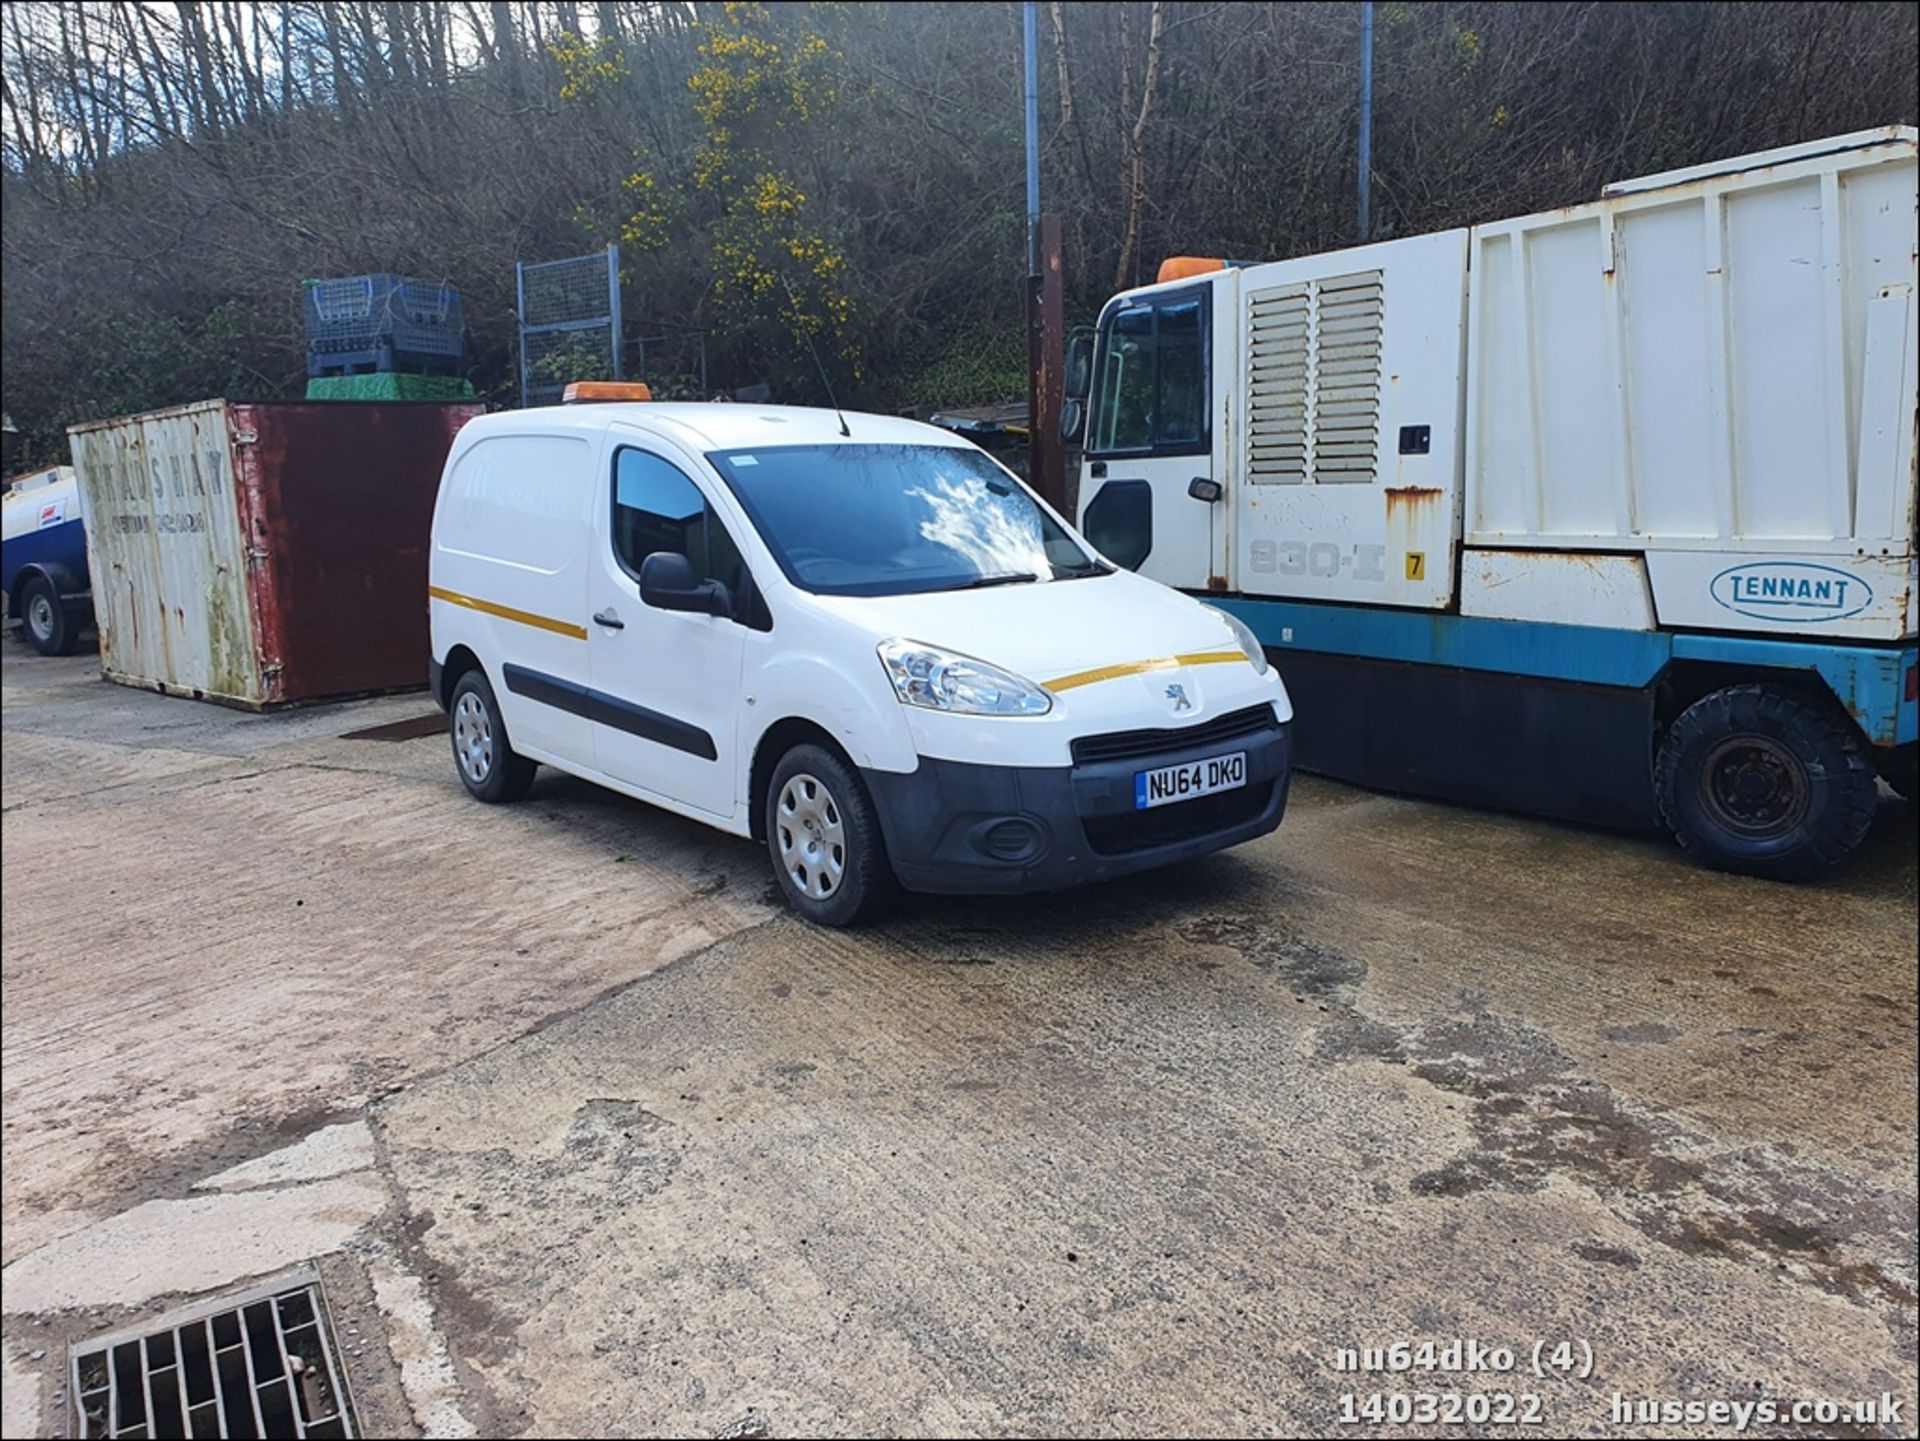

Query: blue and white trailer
left=2, top=465, right=92, bottom=655
left=1069, top=127, right=1918, bottom=879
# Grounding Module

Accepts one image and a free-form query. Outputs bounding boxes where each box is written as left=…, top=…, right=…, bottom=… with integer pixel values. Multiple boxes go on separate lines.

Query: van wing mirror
left=639, top=551, right=731, bottom=617
left=1064, top=327, right=1095, bottom=400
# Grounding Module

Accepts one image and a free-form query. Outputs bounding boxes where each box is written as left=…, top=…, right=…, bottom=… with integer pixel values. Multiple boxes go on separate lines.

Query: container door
left=235, top=402, right=483, bottom=703
left=588, top=438, right=745, bottom=820
left=68, top=400, right=264, bottom=703
left=1230, top=229, right=1469, bottom=608
left=1075, top=283, right=1227, bottom=590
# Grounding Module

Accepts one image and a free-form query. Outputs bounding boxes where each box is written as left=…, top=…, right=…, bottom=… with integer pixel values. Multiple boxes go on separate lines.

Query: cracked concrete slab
left=2, top=653, right=777, bottom=1266
left=1, top=1341, right=42, bottom=1440
left=371, top=854, right=1917, bottom=1435
left=1, top=1174, right=389, bottom=1315
left=367, top=1256, right=479, bottom=1439
left=5, top=644, right=1916, bottom=1437
left=195, top=1121, right=377, bottom=1192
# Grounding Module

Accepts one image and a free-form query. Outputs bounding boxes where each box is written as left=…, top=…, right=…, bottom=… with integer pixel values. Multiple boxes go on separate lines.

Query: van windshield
left=705, top=443, right=1108, bottom=597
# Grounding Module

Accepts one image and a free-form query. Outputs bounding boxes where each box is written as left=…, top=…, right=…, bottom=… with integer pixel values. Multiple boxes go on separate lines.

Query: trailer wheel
left=19, top=576, right=78, bottom=656
left=1655, top=683, right=1877, bottom=880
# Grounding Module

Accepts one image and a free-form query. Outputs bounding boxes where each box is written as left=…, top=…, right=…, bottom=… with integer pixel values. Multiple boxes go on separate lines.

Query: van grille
left=1070, top=704, right=1277, bottom=766
left=1083, top=783, right=1275, bottom=856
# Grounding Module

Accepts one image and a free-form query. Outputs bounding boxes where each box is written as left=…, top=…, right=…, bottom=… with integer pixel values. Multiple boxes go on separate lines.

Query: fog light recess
left=978, top=817, right=1045, bottom=863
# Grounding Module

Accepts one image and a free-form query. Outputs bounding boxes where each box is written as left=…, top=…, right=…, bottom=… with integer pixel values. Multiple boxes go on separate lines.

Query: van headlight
left=878, top=639, right=1053, bottom=716
left=1220, top=610, right=1270, bottom=676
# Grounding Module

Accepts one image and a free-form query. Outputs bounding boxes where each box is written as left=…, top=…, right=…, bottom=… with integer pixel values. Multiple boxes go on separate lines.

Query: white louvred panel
left=1245, top=284, right=1309, bottom=483
left=1313, top=270, right=1383, bottom=483
left=1244, top=269, right=1383, bottom=485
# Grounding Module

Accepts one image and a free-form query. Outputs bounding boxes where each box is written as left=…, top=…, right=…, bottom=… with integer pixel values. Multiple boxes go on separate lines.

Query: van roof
left=467, top=402, right=964, bottom=453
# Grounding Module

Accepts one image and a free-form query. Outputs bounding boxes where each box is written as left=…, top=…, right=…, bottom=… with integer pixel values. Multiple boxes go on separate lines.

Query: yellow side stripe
left=428, top=586, right=588, bottom=641
left=1043, top=651, right=1247, bottom=694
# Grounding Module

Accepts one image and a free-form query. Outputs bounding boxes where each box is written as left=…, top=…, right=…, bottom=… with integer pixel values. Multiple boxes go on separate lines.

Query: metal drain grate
left=71, top=1267, right=356, bottom=1439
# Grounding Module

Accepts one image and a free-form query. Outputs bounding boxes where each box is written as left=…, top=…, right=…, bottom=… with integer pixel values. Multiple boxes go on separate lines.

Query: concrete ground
left=2, top=643, right=1914, bottom=1438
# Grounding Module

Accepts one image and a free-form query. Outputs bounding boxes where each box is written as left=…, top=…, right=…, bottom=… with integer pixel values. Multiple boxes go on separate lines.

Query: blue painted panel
left=1212, top=597, right=1672, bottom=686
left=1669, top=633, right=1916, bottom=747
left=1, top=516, right=90, bottom=597
left=1209, top=596, right=1918, bottom=749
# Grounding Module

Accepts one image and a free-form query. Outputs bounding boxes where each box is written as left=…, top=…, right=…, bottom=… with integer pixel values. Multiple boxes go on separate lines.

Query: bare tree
left=1, top=1, right=1914, bottom=466
left=1113, top=0, right=1164, bottom=290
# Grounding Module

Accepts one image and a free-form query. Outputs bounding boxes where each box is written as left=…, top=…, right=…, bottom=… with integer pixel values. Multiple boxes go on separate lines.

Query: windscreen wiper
left=953, top=571, right=1039, bottom=590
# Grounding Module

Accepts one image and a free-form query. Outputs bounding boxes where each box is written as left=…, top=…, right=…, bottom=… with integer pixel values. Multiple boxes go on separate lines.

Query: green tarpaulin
left=305, top=373, right=476, bottom=402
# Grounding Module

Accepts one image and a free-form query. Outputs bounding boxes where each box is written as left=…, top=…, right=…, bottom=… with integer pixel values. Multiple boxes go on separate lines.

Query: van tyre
left=766, top=744, right=894, bottom=926
left=1655, top=684, right=1877, bottom=881
left=449, top=669, right=537, bottom=803
left=20, top=576, right=77, bottom=656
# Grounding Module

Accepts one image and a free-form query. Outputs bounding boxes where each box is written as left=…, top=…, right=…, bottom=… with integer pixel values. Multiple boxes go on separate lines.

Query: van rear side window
left=440, top=435, right=590, bottom=570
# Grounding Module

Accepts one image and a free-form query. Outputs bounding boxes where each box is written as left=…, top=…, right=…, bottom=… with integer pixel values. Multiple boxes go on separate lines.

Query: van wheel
left=449, top=669, right=537, bottom=803
left=1655, top=683, right=1877, bottom=881
left=20, top=577, right=77, bottom=656
left=766, top=744, right=894, bottom=926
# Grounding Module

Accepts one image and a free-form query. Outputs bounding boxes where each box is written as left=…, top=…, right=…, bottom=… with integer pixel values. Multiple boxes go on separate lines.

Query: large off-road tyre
left=1655, top=683, right=1877, bottom=881
left=1880, top=746, right=1917, bottom=805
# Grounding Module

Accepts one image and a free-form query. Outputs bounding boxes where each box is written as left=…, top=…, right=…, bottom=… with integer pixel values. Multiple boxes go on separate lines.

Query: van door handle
left=592, top=608, right=624, bottom=630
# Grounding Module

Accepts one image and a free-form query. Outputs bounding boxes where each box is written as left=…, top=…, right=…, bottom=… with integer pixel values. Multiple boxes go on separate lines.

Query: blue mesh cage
left=303, top=274, right=464, bottom=372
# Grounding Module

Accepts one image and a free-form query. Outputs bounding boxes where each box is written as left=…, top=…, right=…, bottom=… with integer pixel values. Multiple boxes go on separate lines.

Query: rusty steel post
left=1027, top=214, right=1067, bottom=513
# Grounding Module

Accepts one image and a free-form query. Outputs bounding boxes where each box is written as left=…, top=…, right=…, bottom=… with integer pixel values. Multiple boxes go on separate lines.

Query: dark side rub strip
left=502, top=664, right=717, bottom=761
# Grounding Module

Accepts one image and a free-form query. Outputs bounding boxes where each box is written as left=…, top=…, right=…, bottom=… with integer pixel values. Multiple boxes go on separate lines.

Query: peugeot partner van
left=427, top=393, right=1293, bottom=924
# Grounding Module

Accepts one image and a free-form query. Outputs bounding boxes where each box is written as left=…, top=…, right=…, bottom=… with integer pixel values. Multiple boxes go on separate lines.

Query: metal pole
left=1023, top=0, right=1041, bottom=274
left=1029, top=216, right=1067, bottom=513
left=607, top=243, right=624, bottom=380
left=1357, top=0, right=1374, bottom=243
left=1022, top=2, right=1063, bottom=510
left=515, top=261, right=528, bottom=409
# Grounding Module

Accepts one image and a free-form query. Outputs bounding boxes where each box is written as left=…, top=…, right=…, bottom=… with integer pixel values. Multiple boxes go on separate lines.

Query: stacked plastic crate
left=302, top=274, right=473, bottom=401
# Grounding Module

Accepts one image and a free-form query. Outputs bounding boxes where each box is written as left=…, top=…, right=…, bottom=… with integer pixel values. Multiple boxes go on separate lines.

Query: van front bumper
left=862, top=719, right=1291, bottom=895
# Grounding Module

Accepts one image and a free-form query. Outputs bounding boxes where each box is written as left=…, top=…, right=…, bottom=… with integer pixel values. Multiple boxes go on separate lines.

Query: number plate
left=1134, top=751, right=1248, bottom=810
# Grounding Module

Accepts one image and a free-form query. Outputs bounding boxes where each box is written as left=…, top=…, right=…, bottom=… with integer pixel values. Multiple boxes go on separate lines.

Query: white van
left=427, top=394, right=1293, bottom=924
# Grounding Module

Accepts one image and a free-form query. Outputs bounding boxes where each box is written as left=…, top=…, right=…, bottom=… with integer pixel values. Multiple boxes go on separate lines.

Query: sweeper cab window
left=1086, top=288, right=1209, bottom=458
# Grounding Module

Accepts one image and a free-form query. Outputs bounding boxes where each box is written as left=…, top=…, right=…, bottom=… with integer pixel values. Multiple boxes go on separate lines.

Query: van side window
left=1087, top=288, right=1211, bottom=458
left=612, top=447, right=746, bottom=596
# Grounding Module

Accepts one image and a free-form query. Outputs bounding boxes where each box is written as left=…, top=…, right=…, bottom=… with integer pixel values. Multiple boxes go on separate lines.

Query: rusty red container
left=68, top=400, right=482, bottom=708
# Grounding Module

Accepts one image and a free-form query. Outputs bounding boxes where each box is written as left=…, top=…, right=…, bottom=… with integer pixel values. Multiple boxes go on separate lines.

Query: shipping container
left=68, top=399, right=482, bottom=708
left=1069, top=126, right=1918, bottom=879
